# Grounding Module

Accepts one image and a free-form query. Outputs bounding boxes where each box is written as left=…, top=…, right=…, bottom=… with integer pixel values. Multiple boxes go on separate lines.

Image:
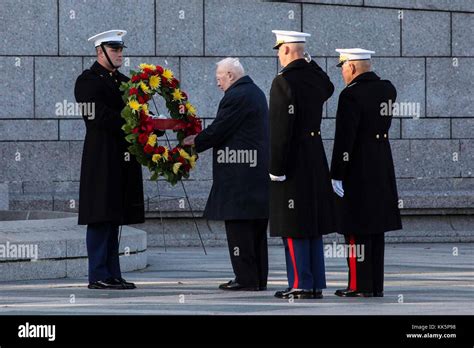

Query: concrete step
left=0, top=211, right=147, bottom=282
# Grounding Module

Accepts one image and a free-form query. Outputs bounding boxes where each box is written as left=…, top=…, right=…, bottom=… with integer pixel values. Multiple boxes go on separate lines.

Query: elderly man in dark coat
left=74, top=30, right=145, bottom=290
left=269, top=31, right=336, bottom=300
left=331, top=48, right=402, bottom=298
left=183, top=58, right=269, bottom=291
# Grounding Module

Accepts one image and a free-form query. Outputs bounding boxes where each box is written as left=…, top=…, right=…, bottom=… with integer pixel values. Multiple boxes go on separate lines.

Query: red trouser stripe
left=287, top=238, right=299, bottom=289
left=349, top=236, right=357, bottom=291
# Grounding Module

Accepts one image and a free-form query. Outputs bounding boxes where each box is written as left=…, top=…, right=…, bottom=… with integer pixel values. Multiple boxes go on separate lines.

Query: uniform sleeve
left=330, top=92, right=361, bottom=180
left=194, top=93, right=249, bottom=153
left=269, top=76, right=294, bottom=177
left=310, top=60, right=334, bottom=101
left=74, top=75, right=124, bottom=134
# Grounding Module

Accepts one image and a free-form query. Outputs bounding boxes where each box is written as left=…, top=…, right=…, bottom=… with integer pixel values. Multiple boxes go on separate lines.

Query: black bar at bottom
left=0, top=315, right=471, bottom=346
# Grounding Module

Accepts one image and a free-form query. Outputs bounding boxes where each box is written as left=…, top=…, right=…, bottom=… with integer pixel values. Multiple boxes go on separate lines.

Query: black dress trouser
left=345, top=233, right=385, bottom=293
left=224, top=219, right=269, bottom=288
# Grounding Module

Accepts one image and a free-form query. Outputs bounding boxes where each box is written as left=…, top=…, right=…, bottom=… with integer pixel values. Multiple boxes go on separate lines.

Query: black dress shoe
left=88, top=279, right=126, bottom=290
left=373, top=291, right=384, bottom=297
left=114, top=277, right=136, bottom=289
left=274, top=288, right=315, bottom=299
left=218, top=280, right=259, bottom=291
left=335, top=288, right=373, bottom=297
left=313, top=289, right=323, bottom=299
left=335, top=288, right=349, bottom=296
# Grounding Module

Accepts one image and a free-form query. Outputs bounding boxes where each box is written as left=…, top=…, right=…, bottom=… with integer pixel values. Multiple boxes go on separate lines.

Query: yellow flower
left=185, top=102, right=196, bottom=115
left=139, top=63, right=156, bottom=70
left=178, top=149, right=191, bottom=160
left=172, top=162, right=182, bottom=174
left=172, top=88, right=184, bottom=102
left=163, top=147, right=169, bottom=159
left=142, top=103, right=149, bottom=114
left=152, top=154, right=162, bottom=163
left=147, top=134, right=157, bottom=147
left=162, top=69, right=174, bottom=80
left=140, top=82, right=149, bottom=93
left=128, top=99, right=140, bottom=111
left=149, top=75, right=161, bottom=89
left=189, top=155, right=197, bottom=169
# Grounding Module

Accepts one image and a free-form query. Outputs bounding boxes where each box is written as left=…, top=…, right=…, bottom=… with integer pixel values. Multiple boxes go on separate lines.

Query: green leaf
left=125, top=133, right=138, bottom=143
left=122, top=124, right=133, bottom=133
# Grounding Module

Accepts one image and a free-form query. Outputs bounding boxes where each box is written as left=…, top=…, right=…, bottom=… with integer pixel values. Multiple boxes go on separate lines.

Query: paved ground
left=0, top=243, right=472, bottom=315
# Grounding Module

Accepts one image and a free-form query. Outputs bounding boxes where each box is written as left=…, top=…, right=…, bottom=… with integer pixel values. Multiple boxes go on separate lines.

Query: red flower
left=140, top=72, right=148, bottom=80
left=129, top=87, right=139, bottom=96
left=132, top=127, right=139, bottom=134
left=144, top=144, right=154, bottom=154
left=177, top=156, right=186, bottom=164
left=156, top=146, right=166, bottom=154
left=138, top=133, right=149, bottom=145
left=183, top=164, right=191, bottom=172
left=169, top=78, right=178, bottom=89
left=155, top=66, right=164, bottom=75
left=143, top=68, right=154, bottom=75
left=138, top=95, right=146, bottom=104
left=140, top=110, right=148, bottom=122
left=131, top=75, right=140, bottom=83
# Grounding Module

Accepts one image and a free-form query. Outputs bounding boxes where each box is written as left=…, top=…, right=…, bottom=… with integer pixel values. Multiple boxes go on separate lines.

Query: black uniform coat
left=75, top=61, right=145, bottom=226
left=269, top=59, right=336, bottom=238
left=195, top=75, right=269, bottom=220
left=330, top=71, right=402, bottom=235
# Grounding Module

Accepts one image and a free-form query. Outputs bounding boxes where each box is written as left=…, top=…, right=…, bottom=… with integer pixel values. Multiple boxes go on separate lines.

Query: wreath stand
left=148, top=97, right=207, bottom=255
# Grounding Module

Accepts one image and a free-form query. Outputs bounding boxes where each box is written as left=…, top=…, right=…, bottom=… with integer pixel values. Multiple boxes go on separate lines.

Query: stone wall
left=0, top=0, right=472, bottom=215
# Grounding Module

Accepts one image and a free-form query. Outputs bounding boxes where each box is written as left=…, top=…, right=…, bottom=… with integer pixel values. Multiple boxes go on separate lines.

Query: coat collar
left=279, top=58, right=309, bottom=74
left=91, top=61, right=117, bottom=76
left=346, top=71, right=380, bottom=88
left=90, top=61, right=125, bottom=92
left=225, top=75, right=253, bottom=94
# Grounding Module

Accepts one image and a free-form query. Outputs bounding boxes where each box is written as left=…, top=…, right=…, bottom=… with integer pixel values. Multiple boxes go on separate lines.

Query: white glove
left=332, top=179, right=344, bottom=197
left=269, top=173, right=286, bottom=182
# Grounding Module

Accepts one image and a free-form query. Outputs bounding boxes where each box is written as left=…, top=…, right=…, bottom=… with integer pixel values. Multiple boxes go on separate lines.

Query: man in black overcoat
left=269, top=31, right=336, bottom=299
left=183, top=58, right=269, bottom=291
left=330, top=48, right=402, bottom=297
left=74, top=30, right=145, bottom=290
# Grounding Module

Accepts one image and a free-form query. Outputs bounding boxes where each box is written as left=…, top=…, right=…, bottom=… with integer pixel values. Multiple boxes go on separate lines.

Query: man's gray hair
left=216, top=57, right=245, bottom=77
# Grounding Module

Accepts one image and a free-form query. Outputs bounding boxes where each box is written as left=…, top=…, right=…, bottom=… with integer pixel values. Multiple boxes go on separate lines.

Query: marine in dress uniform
left=269, top=31, right=336, bottom=299
left=74, top=30, right=145, bottom=290
left=330, top=48, right=403, bottom=297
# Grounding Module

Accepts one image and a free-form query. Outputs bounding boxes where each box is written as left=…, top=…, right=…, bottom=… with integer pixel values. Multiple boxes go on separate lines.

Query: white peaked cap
left=88, top=29, right=127, bottom=47
left=272, top=30, right=311, bottom=49
left=335, top=48, right=375, bottom=67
